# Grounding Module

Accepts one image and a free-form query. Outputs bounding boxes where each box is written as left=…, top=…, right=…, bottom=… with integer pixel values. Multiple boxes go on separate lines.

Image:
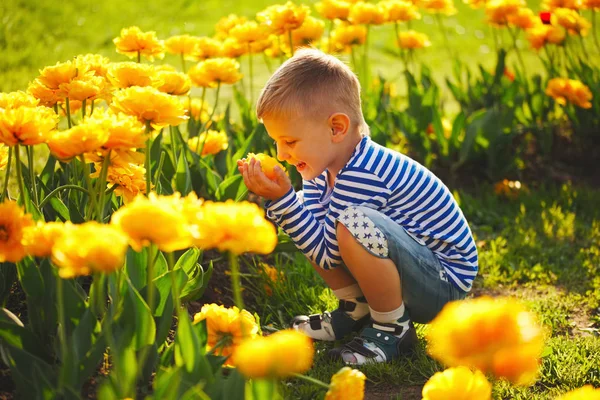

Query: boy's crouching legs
left=329, top=212, right=418, bottom=365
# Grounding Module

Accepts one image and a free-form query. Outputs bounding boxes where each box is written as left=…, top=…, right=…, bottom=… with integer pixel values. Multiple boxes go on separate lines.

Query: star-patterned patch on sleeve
left=338, top=207, right=389, bottom=257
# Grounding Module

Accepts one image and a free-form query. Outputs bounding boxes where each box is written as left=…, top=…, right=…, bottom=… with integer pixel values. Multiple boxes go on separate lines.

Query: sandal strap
left=338, top=300, right=356, bottom=312
left=371, top=320, right=404, bottom=335
left=343, top=338, right=379, bottom=358
left=308, top=312, right=328, bottom=330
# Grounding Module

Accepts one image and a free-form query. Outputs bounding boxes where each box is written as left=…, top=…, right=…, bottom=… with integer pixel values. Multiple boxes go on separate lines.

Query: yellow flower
left=426, top=296, right=544, bottom=386
left=0, top=145, right=8, bottom=170
left=507, top=7, right=537, bottom=29
left=398, top=30, right=431, bottom=49
left=556, top=385, right=600, bottom=400
left=52, top=222, right=128, bottom=278
left=113, top=26, right=165, bottom=61
left=526, top=23, right=566, bottom=49
left=420, top=0, right=458, bottom=15
left=188, top=130, right=229, bottom=156
left=190, top=200, right=277, bottom=255
left=215, top=14, right=249, bottom=40
left=111, top=192, right=193, bottom=252
left=186, top=98, right=212, bottom=123
left=315, top=0, right=352, bottom=21
left=193, top=303, right=259, bottom=365
left=111, top=86, right=188, bottom=129
left=582, top=0, right=600, bottom=9
left=58, top=73, right=109, bottom=102
left=235, top=329, right=313, bottom=378
left=542, top=0, right=582, bottom=10
left=27, top=79, right=60, bottom=108
left=105, top=160, right=149, bottom=203
left=75, top=54, right=111, bottom=78
left=47, top=121, right=109, bottom=160
left=485, top=0, right=525, bottom=26
left=463, top=0, right=488, bottom=9
left=330, top=24, right=367, bottom=52
left=348, top=1, right=386, bottom=24
left=87, top=109, right=147, bottom=150
left=0, top=201, right=34, bottom=263
left=257, top=2, right=310, bottom=35
left=165, top=35, right=200, bottom=61
left=0, top=106, right=58, bottom=146
left=494, top=179, right=526, bottom=199
left=259, top=263, right=285, bottom=296
left=245, top=152, right=286, bottom=180
left=546, top=78, right=593, bottom=109
left=229, top=21, right=270, bottom=46
left=22, top=222, right=65, bottom=258
left=188, top=58, right=243, bottom=88
left=106, top=62, right=159, bottom=89
left=220, top=38, right=248, bottom=58
left=381, top=0, right=421, bottom=22
left=37, top=61, right=81, bottom=92
left=325, top=367, right=366, bottom=400
left=292, top=16, right=325, bottom=47
left=422, top=367, right=492, bottom=400
left=553, top=7, right=591, bottom=35
left=0, top=91, right=40, bottom=109
left=249, top=38, right=274, bottom=54
left=191, top=37, right=222, bottom=61
left=155, top=70, right=191, bottom=96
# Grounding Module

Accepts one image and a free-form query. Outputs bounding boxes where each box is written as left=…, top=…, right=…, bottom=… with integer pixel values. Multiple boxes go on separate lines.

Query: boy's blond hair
left=256, top=48, right=367, bottom=134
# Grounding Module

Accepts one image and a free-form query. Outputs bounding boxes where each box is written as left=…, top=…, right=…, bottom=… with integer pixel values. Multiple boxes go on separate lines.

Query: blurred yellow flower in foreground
left=0, top=106, right=58, bottom=146
left=553, top=8, right=591, bottom=35
left=190, top=200, right=277, bottom=255
left=111, top=86, right=188, bottom=129
left=113, top=26, right=165, bottom=61
left=165, top=34, right=200, bottom=60
left=420, top=0, right=458, bottom=15
left=234, top=329, right=314, bottom=378
left=422, top=367, right=492, bottom=400
left=485, top=0, right=525, bottom=26
left=107, top=62, right=159, bottom=89
left=381, top=0, right=421, bottom=22
left=348, top=1, right=386, bottom=24
left=188, top=58, right=243, bottom=88
left=546, top=77, right=593, bottom=109
left=22, top=222, right=65, bottom=258
left=193, top=303, right=259, bottom=365
left=0, top=201, right=34, bottom=263
left=398, top=30, right=431, bottom=49
left=88, top=109, right=147, bottom=150
left=0, top=145, right=8, bottom=170
left=215, top=14, right=249, bottom=40
left=582, top=0, right=600, bottom=9
left=188, top=130, right=229, bottom=156
left=325, top=367, right=366, bottom=400
left=245, top=152, right=287, bottom=180
left=556, top=385, right=600, bottom=400
left=47, top=121, right=109, bottom=160
left=507, top=7, right=537, bottom=29
left=526, top=23, right=566, bottom=49
left=52, top=222, right=129, bottom=278
left=426, top=296, right=544, bottom=386
left=257, top=2, right=310, bottom=35
left=0, top=91, right=39, bottom=109
left=155, top=70, right=191, bottom=96
left=315, top=0, right=352, bottom=21
left=111, top=192, right=194, bottom=252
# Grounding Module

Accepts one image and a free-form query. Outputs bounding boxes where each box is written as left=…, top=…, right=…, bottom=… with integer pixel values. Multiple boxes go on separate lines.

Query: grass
left=242, top=183, right=600, bottom=399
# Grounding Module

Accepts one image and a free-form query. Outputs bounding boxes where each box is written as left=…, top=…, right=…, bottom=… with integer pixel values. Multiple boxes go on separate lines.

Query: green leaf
left=229, top=129, right=257, bottom=178
left=174, top=248, right=201, bottom=276
left=456, top=109, right=489, bottom=169
left=250, top=379, right=276, bottom=400
left=49, top=197, right=70, bottom=221
left=450, top=111, right=466, bottom=151
left=175, top=151, right=192, bottom=195
left=222, top=369, right=246, bottom=400
left=125, top=278, right=156, bottom=350
left=125, top=248, right=147, bottom=291
left=216, top=175, right=245, bottom=201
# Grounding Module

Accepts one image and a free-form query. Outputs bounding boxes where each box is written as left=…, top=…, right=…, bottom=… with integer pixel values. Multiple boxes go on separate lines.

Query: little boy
left=237, top=49, right=477, bottom=365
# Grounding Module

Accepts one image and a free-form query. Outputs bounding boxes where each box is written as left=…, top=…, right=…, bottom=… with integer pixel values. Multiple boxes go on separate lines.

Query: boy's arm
left=265, top=170, right=391, bottom=270
left=265, top=179, right=326, bottom=221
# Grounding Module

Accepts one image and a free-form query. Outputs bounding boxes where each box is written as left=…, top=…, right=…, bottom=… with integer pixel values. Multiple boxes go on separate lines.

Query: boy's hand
left=237, top=158, right=292, bottom=201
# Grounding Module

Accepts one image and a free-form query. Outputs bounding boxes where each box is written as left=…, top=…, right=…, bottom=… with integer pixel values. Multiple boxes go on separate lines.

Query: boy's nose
left=276, top=144, right=289, bottom=162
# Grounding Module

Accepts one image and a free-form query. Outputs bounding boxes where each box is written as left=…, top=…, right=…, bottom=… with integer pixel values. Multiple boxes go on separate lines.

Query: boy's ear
left=328, top=113, right=350, bottom=143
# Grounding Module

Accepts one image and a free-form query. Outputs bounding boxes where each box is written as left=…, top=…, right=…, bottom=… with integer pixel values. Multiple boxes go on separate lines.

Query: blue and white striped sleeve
left=265, top=170, right=390, bottom=270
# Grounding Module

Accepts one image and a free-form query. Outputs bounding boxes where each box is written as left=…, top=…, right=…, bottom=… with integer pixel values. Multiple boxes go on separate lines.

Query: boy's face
left=263, top=114, right=336, bottom=181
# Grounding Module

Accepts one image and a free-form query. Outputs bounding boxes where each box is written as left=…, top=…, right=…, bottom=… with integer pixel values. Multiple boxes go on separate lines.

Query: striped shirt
left=265, top=136, right=478, bottom=292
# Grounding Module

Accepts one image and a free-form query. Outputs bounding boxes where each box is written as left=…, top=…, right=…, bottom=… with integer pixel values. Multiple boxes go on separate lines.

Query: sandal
left=290, top=299, right=371, bottom=341
left=328, top=320, right=418, bottom=365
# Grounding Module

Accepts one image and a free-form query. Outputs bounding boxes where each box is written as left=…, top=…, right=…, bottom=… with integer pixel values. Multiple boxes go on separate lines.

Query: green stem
left=593, top=11, right=600, bottom=54
left=327, top=20, right=334, bottom=53
left=39, top=185, right=90, bottom=209
left=147, top=245, right=156, bottom=315
left=137, top=51, right=141, bottom=63
left=197, top=83, right=221, bottom=140
left=145, top=122, right=152, bottom=196
left=170, top=126, right=178, bottom=169
left=154, top=151, right=166, bottom=194
left=206, top=336, right=233, bottom=356
left=288, top=29, right=294, bottom=57
left=364, top=24, right=371, bottom=91
left=291, top=373, right=330, bottom=389
left=167, top=252, right=181, bottom=311
left=26, top=146, right=39, bottom=208
left=56, top=277, right=68, bottom=394
left=394, top=22, right=402, bottom=57
left=229, top=252, right=244, bottom=310
left=1, top=147, right=12, bottom=201
left=81, top=98, right=87, bottom=120
left=13, top=146, right=27, bottom=208
left=199, top=87, right=207, bottom=125
left=351, top=46, right=358, bottom=76
left=80, top=155, right=97, bottom=221
left=95, top=150, right=112, bottom=222
left=263, top=52, right=273, bottom=74
left=65, top=97, right=72, bottom=129
left=90, top=99, right=95, bottom=116
left=180, top=53, right=187, bottom=73
left=435, top=14, right=454, bottom=60
left=248, top=44, right=254, bottom=107
left=508, top=27, right=527, bottom=77
left=277, top=35, right=284, bottom=64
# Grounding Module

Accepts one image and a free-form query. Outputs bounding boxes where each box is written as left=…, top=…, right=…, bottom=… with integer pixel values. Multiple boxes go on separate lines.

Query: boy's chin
left=297, top=166, right=321, bottom=181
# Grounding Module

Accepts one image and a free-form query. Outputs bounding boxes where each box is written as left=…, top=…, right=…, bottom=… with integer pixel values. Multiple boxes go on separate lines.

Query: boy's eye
left=285, top=140, right=296, bottom=145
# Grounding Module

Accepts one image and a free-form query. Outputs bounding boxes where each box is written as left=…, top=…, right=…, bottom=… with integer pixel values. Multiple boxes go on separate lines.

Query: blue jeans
left=338, top=205, right=465, bottom=324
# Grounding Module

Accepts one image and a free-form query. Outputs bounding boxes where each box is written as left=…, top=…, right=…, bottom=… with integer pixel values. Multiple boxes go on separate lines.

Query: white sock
left=369, top=302, right=411, bottom=338
left=333, top=284, right=369, bottom=320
